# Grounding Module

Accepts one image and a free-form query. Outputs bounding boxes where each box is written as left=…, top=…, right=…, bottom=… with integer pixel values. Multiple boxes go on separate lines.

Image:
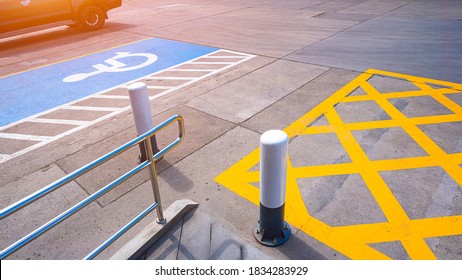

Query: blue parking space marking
left=0, top=38, right=218, bottom=127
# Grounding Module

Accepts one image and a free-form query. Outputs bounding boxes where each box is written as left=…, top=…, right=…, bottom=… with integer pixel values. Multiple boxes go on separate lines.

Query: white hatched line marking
left=204, top=56, right=249, bottom=58
left=29, top=118, right=90, bottom=126
left=1, top=109, right=123, bottom=162
left=0, top=49, right=256, bottom=164
left=0, top=133, right=54, bottom=141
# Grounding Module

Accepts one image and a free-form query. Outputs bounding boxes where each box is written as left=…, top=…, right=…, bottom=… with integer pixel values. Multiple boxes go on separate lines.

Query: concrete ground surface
left=1, top=0, right=461, bottom=260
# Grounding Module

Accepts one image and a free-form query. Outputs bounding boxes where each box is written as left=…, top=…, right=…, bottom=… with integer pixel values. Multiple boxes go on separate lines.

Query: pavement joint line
left=0, top=49, right=255, bottom=164
left=215, top=68, right=462, bottom=260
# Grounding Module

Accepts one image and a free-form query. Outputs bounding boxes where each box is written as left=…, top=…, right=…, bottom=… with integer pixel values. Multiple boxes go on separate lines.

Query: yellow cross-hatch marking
left=215, top=69, right=462, bottom=260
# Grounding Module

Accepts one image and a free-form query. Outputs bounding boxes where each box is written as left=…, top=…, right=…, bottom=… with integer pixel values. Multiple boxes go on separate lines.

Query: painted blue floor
left=0, top=38, right=218, bottom=126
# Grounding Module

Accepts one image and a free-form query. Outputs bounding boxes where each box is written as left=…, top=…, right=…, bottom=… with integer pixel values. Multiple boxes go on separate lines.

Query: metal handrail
left=0, top=114, right=185, bottom=260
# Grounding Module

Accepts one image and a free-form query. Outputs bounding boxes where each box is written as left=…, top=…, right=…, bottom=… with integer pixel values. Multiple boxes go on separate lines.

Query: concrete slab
left=243, top=68, right=361, bottom=132
left=0, top=164, right=100, bottom=259
left=107, top=2, right=245, bottom=34
left=351, top=127, right=429, bottom=160
left=447, top=93, right=462, bottom=107
left=307, top=0, right=370, bottom=12
left=337, top=0, right=412, bottom=15
left=286, top=14, right=462, bottom=83
left=0, top=31, right=148, bottom=76
left=0, top=138, right=39, bottom=154
left=148, top=9, right=358, bottom=58
left=187, top=60, right=328, bottom=123
left=296, top=174, right=388, bottom=226
left=389, top=0, right=462, bottom=20
left=419, top=121, right=462, bottom=154
left=381, top=167, right=462, bottom=220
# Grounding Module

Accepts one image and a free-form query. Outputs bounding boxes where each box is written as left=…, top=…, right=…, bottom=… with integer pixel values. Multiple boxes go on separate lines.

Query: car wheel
left=79, top=5, right=106, bottom=31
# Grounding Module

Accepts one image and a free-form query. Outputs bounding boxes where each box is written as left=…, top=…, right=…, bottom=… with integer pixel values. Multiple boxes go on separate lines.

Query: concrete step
left=111, top=199, right=274, bottom=260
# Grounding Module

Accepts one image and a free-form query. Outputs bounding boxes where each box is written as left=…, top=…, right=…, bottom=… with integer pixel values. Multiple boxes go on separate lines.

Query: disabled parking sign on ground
left=0, top=38, right=218, bottom=127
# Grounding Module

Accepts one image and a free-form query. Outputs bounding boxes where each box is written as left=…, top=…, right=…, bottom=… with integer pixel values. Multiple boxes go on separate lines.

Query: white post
left=128, top=82, right=160, bottom=162
left=254, top=130, right=291, bottom=246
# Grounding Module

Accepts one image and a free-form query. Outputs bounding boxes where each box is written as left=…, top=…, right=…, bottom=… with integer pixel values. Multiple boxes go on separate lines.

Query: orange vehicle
left=0, top=0, right=122, bottom=36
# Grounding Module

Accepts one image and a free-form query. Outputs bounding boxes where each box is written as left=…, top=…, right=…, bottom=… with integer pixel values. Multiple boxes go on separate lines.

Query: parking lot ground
left=1, top=0, right=461, bottom=260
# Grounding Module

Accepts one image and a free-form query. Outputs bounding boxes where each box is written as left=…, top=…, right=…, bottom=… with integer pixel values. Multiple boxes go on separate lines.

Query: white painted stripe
left=145, top=77, right=196, bottom=81
left=0, top=154, right=8, bottom=161
left=28, top=118, right=90, bottom=126
left=217, top=49, right=255, bottom=56
left=91, top=95, right=129, bottom=99
left=163, top=69, right=217, bottom=72
left=120, top=85, right=174, bottom=90
left=204, top=56, right=249, bottom=58
left=0, top=133, right=54, bottom=141
left=187, top=62, right=233, bottom=65
left=146, top=86, right=174, bottom=90
left=63, top=106, right=121, bottom=112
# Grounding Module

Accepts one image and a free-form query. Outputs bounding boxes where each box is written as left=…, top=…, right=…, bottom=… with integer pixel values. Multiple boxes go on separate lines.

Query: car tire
left=79, top=5, right=106, bottom=31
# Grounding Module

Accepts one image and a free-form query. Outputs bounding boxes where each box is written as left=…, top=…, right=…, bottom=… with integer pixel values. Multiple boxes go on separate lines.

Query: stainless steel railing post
left=144, top=137, right=166, bottom=224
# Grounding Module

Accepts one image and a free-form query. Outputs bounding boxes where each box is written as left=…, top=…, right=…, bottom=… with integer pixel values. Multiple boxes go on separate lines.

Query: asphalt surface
left=1, top=0, right=461, bottom=260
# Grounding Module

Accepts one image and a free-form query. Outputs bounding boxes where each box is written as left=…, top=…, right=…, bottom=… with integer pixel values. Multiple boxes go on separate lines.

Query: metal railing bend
left=0, top=114, right=185, bottom=260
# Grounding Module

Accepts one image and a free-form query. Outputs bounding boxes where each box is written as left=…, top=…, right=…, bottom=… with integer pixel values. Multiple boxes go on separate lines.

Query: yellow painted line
left=215, top=69, right=462, bottom=259
left=368, top=69, right=462, bottom=91
left=342, top=87, right=461, bottom=103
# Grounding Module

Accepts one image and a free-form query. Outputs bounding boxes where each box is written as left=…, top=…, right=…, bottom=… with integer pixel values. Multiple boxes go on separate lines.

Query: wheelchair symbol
left=63, top=52, right=158, bottom=83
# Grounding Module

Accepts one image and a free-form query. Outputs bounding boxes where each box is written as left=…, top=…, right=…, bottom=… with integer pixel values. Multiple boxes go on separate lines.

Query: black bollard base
left=254, top=220, right=291, bottom=247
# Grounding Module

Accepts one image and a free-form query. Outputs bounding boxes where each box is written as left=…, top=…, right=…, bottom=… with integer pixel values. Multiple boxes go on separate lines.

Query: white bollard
left=128, top=82, right=160, bottom=162
left=254, top=130, right=291, bottom=246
